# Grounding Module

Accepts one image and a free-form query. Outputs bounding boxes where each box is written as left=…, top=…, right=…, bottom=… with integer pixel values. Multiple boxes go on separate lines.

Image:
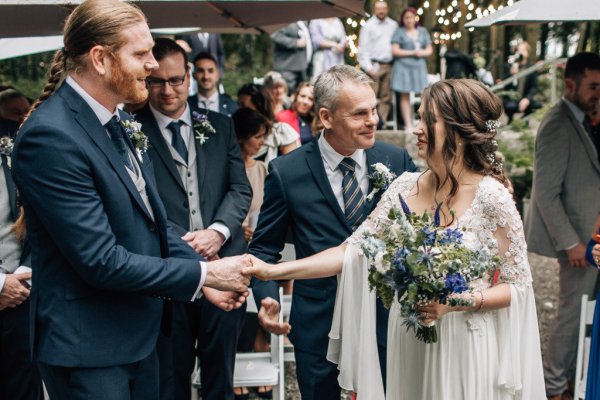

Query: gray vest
left=0, top=166, right=21, bottom=274
left=126, top=149, right=155, bottom=222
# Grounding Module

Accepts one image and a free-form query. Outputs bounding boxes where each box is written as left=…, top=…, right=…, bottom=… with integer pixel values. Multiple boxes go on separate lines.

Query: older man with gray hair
left=250, top=65, right=417, bottom=399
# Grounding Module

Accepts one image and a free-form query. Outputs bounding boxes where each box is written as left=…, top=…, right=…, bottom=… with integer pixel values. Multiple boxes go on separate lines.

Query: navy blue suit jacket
left=188, top=94, right=237, bottom=118
left=12, top=84, right=203, bottom=368
left=136, top=104, right=251, bottom=257
left=250, top=139, right=417, bottom=355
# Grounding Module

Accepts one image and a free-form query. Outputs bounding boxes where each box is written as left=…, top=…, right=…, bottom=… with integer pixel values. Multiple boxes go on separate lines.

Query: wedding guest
left=391, top=6, right=433, bottom=131
left=501, top=42, right=540, bottom=123
left=248, top=78, right=545, bottom=399
left=0, top=89, right=30, bottom=124
left=263, top=71, right=290, bottom=114
left=136, top=38, right=251, bottom=400
left=11, top=1, right=250, bottom=398
left=358, top=1, right=397, bottom=126
left=276, top=82, right=315, bottom=145
left=271, top=21, right=312, bottom=94
left=189, top=52, right=237, bottom=117
left=249, top=65, right=416, bottom=400
left=524, top=52, right=600, bottom=400
left=309, top=18, right=346, bottom=79
left=237, top=83, right=299, bottom=165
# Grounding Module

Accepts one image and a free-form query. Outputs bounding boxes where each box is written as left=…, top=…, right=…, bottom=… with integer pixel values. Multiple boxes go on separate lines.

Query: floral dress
left=326, top=172, right=545, bottom=399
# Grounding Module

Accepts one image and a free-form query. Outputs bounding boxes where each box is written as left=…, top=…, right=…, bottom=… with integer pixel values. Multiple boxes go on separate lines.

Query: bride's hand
left=418, top=301, right=452, bottom=325
left=244, top=255, right=277, bottom=280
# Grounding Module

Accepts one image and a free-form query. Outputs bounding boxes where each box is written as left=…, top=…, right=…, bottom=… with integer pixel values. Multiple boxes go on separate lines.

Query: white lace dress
left=326, top=172, right=545, bottom=400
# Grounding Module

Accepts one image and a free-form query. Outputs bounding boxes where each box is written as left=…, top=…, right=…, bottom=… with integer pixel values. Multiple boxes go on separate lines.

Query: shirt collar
left=66, top=75, right=118, bottom=125
left=197, top=91, right=220, bottom=107
left=318, top=131, right=365, bottom=172
left=149, top=103, right=192, bottom=130
left=562, top=96, right=586, bottom=124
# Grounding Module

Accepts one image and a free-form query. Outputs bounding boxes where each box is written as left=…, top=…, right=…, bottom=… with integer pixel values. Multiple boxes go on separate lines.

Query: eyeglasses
left=146, top=76, right=186, bottom=87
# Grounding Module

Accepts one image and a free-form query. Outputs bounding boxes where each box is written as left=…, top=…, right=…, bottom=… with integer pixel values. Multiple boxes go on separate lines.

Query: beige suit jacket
left=525, top=99, right=600, bottom=257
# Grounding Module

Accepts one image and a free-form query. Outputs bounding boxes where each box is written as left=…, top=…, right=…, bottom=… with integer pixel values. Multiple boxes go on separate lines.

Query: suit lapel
left=305, top=142, right=349, bottom=229
left=560, top=100, right=600, bottom=174
left=1, top=154, right=17, bottom=220
left=139, top=107, right=186, bottom=191
left=59, top=85, right=154, bottom=222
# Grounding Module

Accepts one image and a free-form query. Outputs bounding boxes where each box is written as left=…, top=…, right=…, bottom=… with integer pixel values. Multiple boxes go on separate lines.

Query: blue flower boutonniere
left=192, top=111, right=216, bottom=145
left=0, top=136, right=14, bottom=168
left=366, top=162, right=396, bottom=201
left=121, top=118, right=148, bottom=163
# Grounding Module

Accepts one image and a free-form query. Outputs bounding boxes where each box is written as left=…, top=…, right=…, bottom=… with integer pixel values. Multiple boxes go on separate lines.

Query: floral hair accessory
left=366, top=163, right=396, bottom=201
left=485, top=119, right=501, bottom=133
left=0, top=136, right=14, bottom=157
left=192, top=111, right=216, bottom=145
left=121, top=118, right=148, bottom=163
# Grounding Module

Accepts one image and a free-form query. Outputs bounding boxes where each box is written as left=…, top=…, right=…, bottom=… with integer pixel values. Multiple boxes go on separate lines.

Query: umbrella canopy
left=0, top=0, right=365, bottom=38
left=465, top=0, right=600, bottom=27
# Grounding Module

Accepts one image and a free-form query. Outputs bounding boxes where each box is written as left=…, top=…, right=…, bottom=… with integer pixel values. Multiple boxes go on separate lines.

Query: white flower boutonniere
left=366, top=162, right=396, bottom=201
left=192, top=111, right=216, bottom=145
left=121, top=118, right=148, bottom=162
left=0, top=136, right=14, bottom=168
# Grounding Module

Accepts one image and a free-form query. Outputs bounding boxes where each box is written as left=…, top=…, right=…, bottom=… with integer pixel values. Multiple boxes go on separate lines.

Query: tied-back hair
left=24, top=0, right=146, bottom=122
left=237, top=83, right=276, bottom=122
left=420, top=79, right=506, bottom=223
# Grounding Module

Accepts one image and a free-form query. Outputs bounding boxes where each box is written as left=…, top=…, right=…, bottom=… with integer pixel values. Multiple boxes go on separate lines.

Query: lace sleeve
left=481, top=180, right=533, bottom=286
left=347, top=172, right=419, bottom=246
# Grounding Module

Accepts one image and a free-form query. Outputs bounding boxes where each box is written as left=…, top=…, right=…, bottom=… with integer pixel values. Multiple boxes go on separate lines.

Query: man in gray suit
left=524, top=52, right=600, bottom=400
left=271, top=21, right=312, bottom=94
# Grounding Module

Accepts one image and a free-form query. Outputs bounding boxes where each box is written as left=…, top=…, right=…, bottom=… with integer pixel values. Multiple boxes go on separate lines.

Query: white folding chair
left=575, top=294, right=596, bottom=399
left=232, top=288, right=285, bottom=400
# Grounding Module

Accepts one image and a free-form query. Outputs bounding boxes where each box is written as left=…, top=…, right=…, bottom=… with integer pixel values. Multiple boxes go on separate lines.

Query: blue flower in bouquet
left=440, top=227, right=464, bottom=245
left=422, top=226, right=437, bottom=246
left=445, top=272, right=469, bottom=293
left=391, top=247, right=410, bottom=271
left=362, top=236, right=386, bottom=259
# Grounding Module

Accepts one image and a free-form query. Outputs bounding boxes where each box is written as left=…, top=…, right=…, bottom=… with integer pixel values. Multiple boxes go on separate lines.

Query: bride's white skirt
left=328, top=243, right=546, bottom=400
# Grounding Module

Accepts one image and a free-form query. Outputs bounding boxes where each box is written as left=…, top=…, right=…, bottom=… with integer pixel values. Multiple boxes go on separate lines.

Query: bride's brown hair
left=419, top=79, right=506, bottom=221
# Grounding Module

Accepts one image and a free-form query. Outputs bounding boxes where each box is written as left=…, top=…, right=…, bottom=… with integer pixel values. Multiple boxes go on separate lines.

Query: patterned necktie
left=105, top=116, right=133, bottom=170
left=167, top=120, right=188, bottom=161
left=583, top=116, right=600, bottom=164
left=338, top=157, right=366, bottom=230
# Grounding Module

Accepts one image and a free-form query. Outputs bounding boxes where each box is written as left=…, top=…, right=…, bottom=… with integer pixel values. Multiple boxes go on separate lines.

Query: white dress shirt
left=358, top=16, right=399, bottom=73
left=318, top=132, right=368, bottom=212
left=196, top=90, right=220, bottom=113
left=66, top=76, right=206, bottom=299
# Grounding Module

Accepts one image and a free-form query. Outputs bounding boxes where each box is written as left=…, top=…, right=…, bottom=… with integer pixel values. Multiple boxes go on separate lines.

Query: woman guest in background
left=585, top=214, right=600, bottom=399
left=391, top=6, right=432, bottom=131
left=247, top=79, right=545, bottom=399
left=238, top=83, right=299, bottom=166
left=309, top=18, right=347, bottom=79
left=276, top=82, right=315, bottom=145
left=263, top=71, right=290, bottom=115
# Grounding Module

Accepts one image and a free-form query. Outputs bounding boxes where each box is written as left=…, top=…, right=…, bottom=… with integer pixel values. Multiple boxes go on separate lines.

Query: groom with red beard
left=11, top=1, right=250, bottom=399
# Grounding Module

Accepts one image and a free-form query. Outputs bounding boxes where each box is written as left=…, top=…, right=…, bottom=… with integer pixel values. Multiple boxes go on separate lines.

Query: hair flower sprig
left=121, top=118, right=148, bottom=163
left=192, top=111, right=216, bottom=145
left=367, top=162, right=396, bottom=201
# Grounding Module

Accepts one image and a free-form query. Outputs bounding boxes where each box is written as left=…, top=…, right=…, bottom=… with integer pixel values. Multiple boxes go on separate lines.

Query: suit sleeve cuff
left=208, top=223, right=230, bottom=243
left=564, top=241, right=579, bottom=251
left=191, top=261, right=207, bottom=301
left=0, top=273, right=6, bottom=294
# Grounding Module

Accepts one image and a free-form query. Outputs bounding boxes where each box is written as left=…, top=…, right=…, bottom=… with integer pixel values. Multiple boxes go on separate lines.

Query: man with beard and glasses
left=136, top=38, right=251, bottom=400
left=11, top=1, right=250, bottom=399
left=525, top=52, right=600, bottom=400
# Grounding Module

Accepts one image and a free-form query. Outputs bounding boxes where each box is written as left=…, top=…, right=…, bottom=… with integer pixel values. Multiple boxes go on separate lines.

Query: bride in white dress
left=248, top=79, right=545, bottom=399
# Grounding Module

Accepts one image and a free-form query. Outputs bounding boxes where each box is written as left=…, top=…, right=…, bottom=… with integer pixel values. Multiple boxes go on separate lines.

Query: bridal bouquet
left=360, top=195, right=498, bottom=343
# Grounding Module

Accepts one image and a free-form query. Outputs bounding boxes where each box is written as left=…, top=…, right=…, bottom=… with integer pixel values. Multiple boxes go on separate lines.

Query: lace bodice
left=349, top=172, right=532, bottom=286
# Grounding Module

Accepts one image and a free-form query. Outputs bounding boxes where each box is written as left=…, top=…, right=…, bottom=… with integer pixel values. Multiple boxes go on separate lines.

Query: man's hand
left=296, top=37, right=306, bottom=48
left=518, top=98, right=530, bottom=113
left=202, top=287, right=248, bottom=312
left=243, top=225, right=254, bottom=243
left=204, top=255, right=251, bottom=292
left=258, top=297, right=291, bottom=335
left=567, top=242, right=589, bottom=268
left=0, top=273, right=31, bottom=310
left=182, top=229, right=224, bottom=259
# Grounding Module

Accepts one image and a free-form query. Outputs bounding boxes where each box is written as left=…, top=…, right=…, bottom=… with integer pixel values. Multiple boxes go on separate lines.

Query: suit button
left=191, top=210, right=196, bottom=215
left=187, top=172, right=191, bottom=177
left=183, top=200, right=189, bottom=208
left=149, top=224, right=157, bottom=232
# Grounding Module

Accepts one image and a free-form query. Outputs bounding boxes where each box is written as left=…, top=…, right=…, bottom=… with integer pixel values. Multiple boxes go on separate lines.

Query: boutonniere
left=121, top=118, right=148, bottom=162
left=366, top=162, right=396, bottom=201
left=0, top=136, right=14, bottom=168
left=192, top=111, right=216, bottom=145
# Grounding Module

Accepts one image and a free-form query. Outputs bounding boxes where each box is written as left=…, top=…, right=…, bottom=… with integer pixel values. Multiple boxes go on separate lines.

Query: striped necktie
left=167, top=120, right=188, bottom=161
left=339, top=157, right=366, bottom=230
